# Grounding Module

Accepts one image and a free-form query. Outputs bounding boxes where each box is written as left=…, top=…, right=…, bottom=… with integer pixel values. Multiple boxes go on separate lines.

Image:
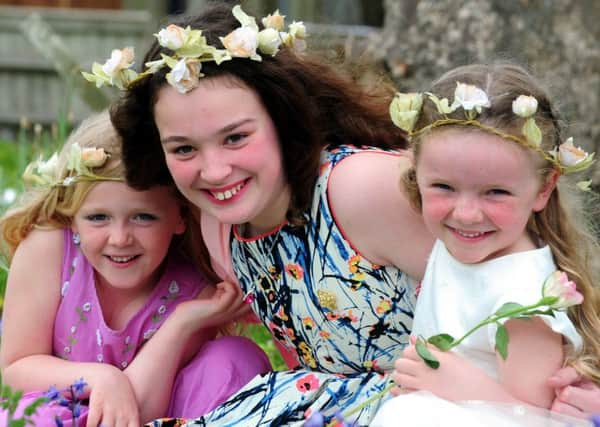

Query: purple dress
left=1, top=229, right=271, bottom=426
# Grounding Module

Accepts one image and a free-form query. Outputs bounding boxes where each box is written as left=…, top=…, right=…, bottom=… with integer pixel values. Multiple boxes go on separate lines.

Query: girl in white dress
left=372, top=63, right=600, bottom=426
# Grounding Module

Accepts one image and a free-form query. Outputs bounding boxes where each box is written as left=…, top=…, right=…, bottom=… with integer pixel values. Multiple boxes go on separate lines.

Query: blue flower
left=45, top=385, right=60, bottom=401
left=72, top=377, right=87, bottom=398
left=54, top=416, right=64, bottom=427
left=72, top=402, right=81, bottom=418
left=590, top=414, right=600, bottom=427
left=304, top=411, right=325, bottom=427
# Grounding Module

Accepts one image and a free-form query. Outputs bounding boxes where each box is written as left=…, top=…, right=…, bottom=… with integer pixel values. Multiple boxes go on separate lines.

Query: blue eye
left=432, top=183, right=453, bottom=191
left=488, top=188, right=511, bottom=196
left=85, top=214, right=108, bottom=222
left=225, top=133, right=247, bottom=145
left=174, top=145, right=195, bottom=155
left=133, top=213, right=158, bottom=222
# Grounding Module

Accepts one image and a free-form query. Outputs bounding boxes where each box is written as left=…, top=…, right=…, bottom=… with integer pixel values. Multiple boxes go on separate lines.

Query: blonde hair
left=403, top=63, right=600, bottom=383
left=0, top=112, right=219, bottom=282
left=1, top=111, right=123, bottom=260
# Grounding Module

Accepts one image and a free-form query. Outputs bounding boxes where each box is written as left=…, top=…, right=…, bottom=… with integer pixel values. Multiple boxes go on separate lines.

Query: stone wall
left=379, top=0, right=600, bottom=184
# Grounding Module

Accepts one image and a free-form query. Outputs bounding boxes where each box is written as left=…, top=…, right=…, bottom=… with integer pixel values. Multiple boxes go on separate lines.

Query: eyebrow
left=161, top=118, right=255, bottom=145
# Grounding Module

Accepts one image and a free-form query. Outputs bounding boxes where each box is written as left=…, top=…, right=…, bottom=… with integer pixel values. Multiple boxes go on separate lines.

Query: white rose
left=81, top=147, right=108, bottom=168
left=221, top=26, right=259, bottom=58
left=262, top=10, right=285, bottom=31
left=101, top=47, right=134, bottom=77
left=289, top=21, right=306, bottom=39
left=166, top=58, right=201, bottom=94
left=452, top=82, right=491, bottom=113
left=512, top=95, right=538, bottom=118
left=558, top=137, right=589, bottom=167
left=156, top=25, right=186, bottom=50
left=257, top=28, right=282, bottom=55
left=36, top=152, right=59, bottom=177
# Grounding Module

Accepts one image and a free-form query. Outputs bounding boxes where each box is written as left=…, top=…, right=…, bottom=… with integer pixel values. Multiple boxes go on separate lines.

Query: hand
left=391, top=336, right=504, bottom=402
left=548, top=366, right=600, bottom=419
left=86, top=366, right=140, bottom=427
left=174, top=280, right=248, bottom=329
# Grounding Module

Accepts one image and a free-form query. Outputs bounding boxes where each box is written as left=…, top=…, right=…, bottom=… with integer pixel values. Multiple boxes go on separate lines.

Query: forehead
left=80, top=182, right=179, bottom=209
left=154, top=75, right=264, bottom=134
left=417, top=128, right=540, bottom=180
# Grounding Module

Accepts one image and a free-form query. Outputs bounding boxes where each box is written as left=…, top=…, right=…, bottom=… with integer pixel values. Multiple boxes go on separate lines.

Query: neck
left=244, top=186, right=291, bottom=237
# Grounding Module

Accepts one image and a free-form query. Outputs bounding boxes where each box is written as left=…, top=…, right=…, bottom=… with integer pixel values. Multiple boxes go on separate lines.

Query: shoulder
left=13, top=228, right=64, bottom=265
left=328, top=149, right=433, bottom=280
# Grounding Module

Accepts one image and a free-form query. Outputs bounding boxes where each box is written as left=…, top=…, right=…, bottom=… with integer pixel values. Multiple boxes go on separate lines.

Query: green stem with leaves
left=417, top=296, right=559, bottom=369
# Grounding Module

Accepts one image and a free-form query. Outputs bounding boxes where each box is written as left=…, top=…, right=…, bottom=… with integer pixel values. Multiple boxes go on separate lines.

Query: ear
left=174, top=211, right=187, bottom=235
left=533, top=170, right=559, bottom=212
left=174, top=217, right=186, bottom=235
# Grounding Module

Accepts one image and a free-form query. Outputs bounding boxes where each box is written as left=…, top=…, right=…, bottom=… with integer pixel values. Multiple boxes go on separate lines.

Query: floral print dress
left=149, top=145, right=418, bottom=427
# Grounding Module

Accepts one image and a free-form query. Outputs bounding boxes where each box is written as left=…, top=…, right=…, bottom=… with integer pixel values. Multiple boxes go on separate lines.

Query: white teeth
left=211, top=183, right=243, bottom=201
left=110, top=255, right=135, bottom=263
left=456, top=230, right=485, bottom=238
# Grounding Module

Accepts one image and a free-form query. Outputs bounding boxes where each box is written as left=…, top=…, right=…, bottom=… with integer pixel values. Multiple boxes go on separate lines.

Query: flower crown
left=390, top=82, right=595, bottom=188
left=82, top=5, right=307, bottom=94
left=23, top=143, right=124, bottom=188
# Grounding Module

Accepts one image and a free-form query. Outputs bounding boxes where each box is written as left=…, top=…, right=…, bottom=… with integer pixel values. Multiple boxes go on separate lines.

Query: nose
left=199, top=148, right=232, bottom=183
left=108, top=223, right=133, bottom=247
left=452, top=195, right=484, bottom=224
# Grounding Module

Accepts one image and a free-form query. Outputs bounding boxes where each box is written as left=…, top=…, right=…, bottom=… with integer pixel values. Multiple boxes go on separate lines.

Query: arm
left=548, top=366, right=600, bottom=418
left=0, top=229, right=140, bottom=427
left=328, top=152, right=434, bottom=281
left=123, top=280, right=247, bottom=422
left=392, top=318, right=563, bottom=408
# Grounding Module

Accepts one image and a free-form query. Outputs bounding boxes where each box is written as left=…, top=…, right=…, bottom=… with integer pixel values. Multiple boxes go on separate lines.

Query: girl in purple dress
left=0, top=111, right=271, bottom=426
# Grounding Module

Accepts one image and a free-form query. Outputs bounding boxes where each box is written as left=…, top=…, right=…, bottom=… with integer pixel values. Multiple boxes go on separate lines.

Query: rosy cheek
left=484, top=202, right=521, bottom=227
left=166, top=159, right=197, bottom=183
left=421, top=194, right=451, bottom=223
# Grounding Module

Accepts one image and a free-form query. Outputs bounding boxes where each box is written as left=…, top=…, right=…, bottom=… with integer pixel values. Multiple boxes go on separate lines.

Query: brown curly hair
left=110, top=1, right=406, bottom=226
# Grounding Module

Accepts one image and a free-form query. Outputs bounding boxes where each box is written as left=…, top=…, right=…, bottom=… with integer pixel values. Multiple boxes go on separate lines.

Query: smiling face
left=71, top=182, right=185, bottom=294
left=154, top=76, right=291, bottom=236
left=415, top=129, right=553, bottom=264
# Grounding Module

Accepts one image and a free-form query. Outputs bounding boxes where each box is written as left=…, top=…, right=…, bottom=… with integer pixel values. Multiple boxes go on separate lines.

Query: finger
left=86, top=406, right=101, bottom=427
left=393, top=373, right=420, bottom=391
left=389, top=385, right=402, bottom=397
left=556, top=385, right=600, bottom=414
left=550, top=399, right=587, bottom=419
left=399, top=345, right=419, bottom=360
left=409, top=335, right=417, bottom=345
left=547, top=366, right=581, bottom=389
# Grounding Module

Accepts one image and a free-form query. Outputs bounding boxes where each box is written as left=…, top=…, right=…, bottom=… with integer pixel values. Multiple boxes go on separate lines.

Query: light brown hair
left=403, top=63, right=600, bottom=383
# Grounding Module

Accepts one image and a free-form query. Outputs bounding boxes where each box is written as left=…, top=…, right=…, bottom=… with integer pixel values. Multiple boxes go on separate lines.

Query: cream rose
left=262, top=10, right=285, bottom=31
left=156, top=25, right=187, bottom=50
left=389, top=93, right=423, bottom=133
left=452, top=82, right=490, bottom=113
left=512, top=95, right=538, bottom=118
left=558, top=138, right=589, bottom=167
left=81, top=148, right=109, bottom=168
left=221, top=26, right=259, bottom=58
left=101, top=47, right=134, bottom=77
left=166, top=58, right=201, bottom=94
left=257, top=28, right=282, bottom=55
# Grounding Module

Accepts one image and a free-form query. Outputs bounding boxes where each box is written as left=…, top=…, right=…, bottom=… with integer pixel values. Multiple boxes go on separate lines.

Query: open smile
left=206, top=179, right=248, bottom=203
left=105, top=255, right=140, bottom=264
left=447, top=226, right=494, bottom=241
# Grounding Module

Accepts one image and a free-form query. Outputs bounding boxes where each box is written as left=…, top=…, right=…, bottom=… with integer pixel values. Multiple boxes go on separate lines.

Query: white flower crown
left=23, top=143, right=123, bottom=188
left=390, top=82, right=595, bottom=186
left=82, top=5, right=307, bottom=94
